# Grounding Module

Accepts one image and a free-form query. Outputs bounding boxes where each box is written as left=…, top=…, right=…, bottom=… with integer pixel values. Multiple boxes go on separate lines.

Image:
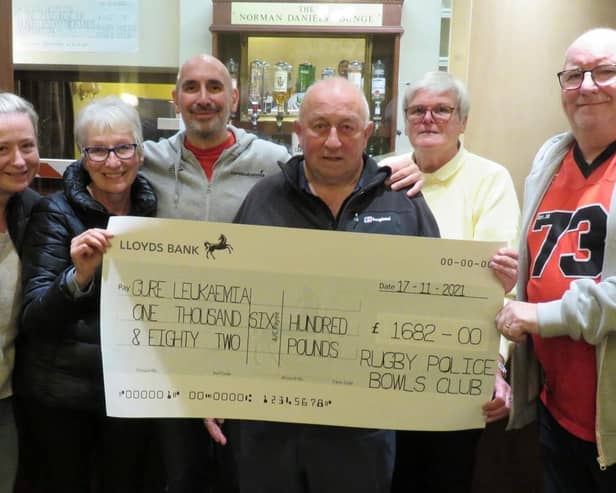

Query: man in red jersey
left=496, top=28, right=616, bottom=492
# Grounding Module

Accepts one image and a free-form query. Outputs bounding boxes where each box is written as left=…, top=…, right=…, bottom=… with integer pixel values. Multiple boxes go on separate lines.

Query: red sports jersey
left=527, top=144, right=616, bottom=442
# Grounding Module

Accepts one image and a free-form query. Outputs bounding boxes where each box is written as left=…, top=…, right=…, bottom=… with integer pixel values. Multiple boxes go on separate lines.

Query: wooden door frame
left=0, top=0, right=13, bottom=92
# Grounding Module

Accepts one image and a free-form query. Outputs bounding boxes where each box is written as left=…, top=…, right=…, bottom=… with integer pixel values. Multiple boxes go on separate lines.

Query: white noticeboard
left=13, top=0, right=139, bottom=53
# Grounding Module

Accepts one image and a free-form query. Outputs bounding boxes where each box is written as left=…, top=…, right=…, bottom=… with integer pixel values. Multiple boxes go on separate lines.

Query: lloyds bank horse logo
left=203, top=234, right=233, bottom=259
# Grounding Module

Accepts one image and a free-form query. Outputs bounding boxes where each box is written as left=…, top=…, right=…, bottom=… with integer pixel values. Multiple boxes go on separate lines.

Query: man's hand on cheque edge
left=204, top=418, right=227, bottom=445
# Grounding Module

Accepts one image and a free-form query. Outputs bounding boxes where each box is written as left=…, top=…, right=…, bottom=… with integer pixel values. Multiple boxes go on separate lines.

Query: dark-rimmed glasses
left=83, top=143, right=138, bottom=163
left=557, top=64, right=616, bottom=91
left=404, top=105, right=456, bottom=123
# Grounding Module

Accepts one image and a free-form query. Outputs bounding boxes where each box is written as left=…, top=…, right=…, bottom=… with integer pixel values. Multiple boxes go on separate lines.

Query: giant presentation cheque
left=101, top=216, right=505, bottom=430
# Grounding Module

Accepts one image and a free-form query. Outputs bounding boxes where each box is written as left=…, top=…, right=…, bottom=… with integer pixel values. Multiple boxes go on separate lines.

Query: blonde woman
left=0, top=92, right=40, bottom=493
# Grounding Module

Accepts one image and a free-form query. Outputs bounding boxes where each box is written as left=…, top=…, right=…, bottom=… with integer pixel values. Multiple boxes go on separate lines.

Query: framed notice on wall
left=13, top=0, right=139, bottom=53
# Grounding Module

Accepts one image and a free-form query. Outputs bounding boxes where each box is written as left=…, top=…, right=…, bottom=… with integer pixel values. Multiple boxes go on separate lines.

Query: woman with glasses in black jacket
left=16, top=96, right=158, bottom=493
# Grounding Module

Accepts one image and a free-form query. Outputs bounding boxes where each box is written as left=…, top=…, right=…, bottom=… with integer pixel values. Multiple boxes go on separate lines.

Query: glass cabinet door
left=215, top=32, right=399, bottom=157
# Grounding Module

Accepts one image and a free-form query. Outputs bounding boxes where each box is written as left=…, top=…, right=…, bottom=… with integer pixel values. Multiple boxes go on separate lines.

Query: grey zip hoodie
left=142, top=125, right=290, bottom=222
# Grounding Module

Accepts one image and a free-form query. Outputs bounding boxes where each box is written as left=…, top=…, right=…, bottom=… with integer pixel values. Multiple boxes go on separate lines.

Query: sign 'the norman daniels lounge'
left=231, top=2, right=383, bottom=27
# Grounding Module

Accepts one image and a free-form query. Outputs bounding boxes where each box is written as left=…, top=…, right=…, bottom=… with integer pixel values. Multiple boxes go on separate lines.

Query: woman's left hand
left=380, top=153, right=424, bottom=197
left=490, top=247, right=518, bottom=294
left=482, top=371, right=511, bottom=423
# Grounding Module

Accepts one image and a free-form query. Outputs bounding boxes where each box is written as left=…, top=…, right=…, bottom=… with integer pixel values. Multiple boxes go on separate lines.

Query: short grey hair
left=75, top=96, right=143, bottom=150
left=403, top=71, right=470, bottom=121
left=0, top=92, right=39, bottom=138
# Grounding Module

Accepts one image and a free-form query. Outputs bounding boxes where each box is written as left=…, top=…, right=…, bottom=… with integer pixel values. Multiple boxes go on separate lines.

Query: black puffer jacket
left=15, top=161, right=157, bottom=411
left=6, top=187, right=40, bottom=254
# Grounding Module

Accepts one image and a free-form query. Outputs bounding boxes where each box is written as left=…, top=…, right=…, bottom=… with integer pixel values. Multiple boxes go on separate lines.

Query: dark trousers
left=19, top=399, right=158, bottom=493
left=230, top=420, right=395, bottom=493
left=538, top=401, right=616, bottom=493
left=0, top=396, right=18, bottom=493
left=391, top=428, right=482, bottom=493
left=157, top=418, right=238, bottom=493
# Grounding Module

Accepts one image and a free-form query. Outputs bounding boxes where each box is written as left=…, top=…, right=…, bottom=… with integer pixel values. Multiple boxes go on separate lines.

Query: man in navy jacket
left=220, top=77, right=440, bottom=493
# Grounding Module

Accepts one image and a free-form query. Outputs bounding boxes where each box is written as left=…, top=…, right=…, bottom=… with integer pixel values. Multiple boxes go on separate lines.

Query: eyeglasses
left=557, top=64, right=616, bottom=91
left=83, top=143, right=138, bottom=163
left=404, top=105, right=456, bottom=123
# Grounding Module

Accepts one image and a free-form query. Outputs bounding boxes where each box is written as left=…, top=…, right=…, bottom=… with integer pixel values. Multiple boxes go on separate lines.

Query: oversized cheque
left=101, top=216, right=504, bottom=430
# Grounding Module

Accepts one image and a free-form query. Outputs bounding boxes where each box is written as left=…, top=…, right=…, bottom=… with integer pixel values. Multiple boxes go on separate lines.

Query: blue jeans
left=0, top=397, right=17, bottom=493
left=539, top=401, right=616, bottom=493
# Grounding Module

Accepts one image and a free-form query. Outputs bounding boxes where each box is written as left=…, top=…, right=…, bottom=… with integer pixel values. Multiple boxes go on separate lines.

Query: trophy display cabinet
left=211, top=0, right=404, bottom=156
